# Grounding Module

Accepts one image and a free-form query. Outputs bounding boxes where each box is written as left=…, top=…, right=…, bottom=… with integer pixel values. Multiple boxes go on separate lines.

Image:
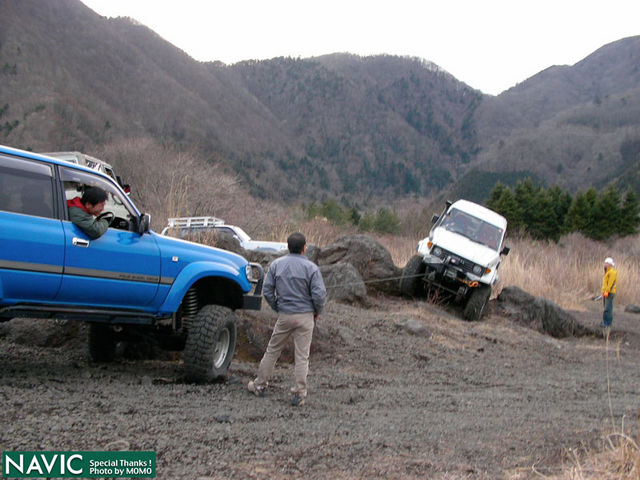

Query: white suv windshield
left=440, top=208, right=503, bottom=250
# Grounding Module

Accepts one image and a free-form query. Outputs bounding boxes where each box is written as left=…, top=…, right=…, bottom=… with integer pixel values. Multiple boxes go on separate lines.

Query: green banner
left=2, top=451, right=156, bottom=478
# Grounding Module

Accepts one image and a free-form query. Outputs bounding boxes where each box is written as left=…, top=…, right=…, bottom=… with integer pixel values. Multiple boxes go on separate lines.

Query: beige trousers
left=255, top=312, right=315, bottom=397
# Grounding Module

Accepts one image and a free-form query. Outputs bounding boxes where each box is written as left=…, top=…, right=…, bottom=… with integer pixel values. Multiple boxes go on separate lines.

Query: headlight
left=432, top=247, right=442, bottom=257
left=472, top=265, right=483, bottom=275
left=245, top=264, right=254, bottom=281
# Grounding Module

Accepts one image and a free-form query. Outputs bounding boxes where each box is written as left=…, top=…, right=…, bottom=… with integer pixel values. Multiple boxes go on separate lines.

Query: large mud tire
left=400, top=255, right=425, bottom=298
left=184, top=305, right=237, bottom=383
left=463, top=285, right=491, bottom=321
left=88, top=323, right=116, bottom=362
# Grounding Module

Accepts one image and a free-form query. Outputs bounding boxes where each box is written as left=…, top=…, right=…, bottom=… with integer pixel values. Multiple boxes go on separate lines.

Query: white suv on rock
left=401, top=199, right=510, bottom=320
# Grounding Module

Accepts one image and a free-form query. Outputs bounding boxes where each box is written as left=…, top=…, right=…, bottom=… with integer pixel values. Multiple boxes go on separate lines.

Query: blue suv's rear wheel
left=183, top=305, right=237, bottom=383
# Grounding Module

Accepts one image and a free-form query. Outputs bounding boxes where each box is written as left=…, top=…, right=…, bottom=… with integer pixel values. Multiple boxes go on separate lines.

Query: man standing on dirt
left=600, top=257, right=618, bottom=328
left=248, top=232, right=326, bottom=406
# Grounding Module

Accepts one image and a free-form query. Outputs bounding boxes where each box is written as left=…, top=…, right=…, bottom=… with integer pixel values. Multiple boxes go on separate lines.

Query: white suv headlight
left=472, top=265, right=483, bottom=276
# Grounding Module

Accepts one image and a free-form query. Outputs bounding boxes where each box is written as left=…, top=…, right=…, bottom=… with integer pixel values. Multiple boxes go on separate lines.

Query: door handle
left=72, top=237, right=90, bottom=248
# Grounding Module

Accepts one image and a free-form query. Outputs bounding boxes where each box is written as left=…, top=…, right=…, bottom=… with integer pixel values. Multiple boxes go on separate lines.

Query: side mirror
left=431, top=214, right=439, bottom=224
left=501, top=246, right=510, bottom=256
left=138, top=213, right=151, bottom=234
left=445, top=200, right=452, bottom=209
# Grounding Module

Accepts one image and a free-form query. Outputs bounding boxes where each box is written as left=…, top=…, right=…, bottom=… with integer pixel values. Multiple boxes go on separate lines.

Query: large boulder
left=317, top=235, right=401, bottom=296
left=234, top=310, right=339, bottom=363
left=494, top=286, right=597, bottom=338
left=211, top=231, right=243, bottom=254
left=320, top=261, right=367, bottom=305
left=305, top=244, right=321, bottom=264
left=624, top=304, right=640, bottom=314
left=242, top=249, right=286, bottom=269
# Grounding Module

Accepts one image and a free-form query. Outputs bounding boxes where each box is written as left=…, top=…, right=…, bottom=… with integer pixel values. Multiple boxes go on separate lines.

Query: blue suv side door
left=55, top=167, right=162, bottom=309
left=56, top=222, right=162, bottom=308
left=0, top=154, right=65, bottom=303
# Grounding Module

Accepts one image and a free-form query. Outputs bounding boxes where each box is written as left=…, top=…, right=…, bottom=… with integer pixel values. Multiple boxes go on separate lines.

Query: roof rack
left=166, top=216, right=225, bottom=228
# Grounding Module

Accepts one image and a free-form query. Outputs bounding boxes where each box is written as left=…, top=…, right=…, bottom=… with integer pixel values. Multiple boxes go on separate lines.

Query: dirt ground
left=1, top=296, right=640, bottom=480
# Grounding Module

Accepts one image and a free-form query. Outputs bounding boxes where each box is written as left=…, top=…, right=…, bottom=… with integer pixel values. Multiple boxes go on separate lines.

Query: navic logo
left=2, top=451, right=156, bottom=478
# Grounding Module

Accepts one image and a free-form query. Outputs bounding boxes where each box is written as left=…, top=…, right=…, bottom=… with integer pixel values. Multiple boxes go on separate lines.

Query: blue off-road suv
left=0, top=145, right=264, bottom=382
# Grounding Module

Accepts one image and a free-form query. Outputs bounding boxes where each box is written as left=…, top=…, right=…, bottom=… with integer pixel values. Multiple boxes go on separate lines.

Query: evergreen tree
left=565, top=190, right=592, bottom=233
left=620, top=189, right=640, bottom=235
left=320, top=199, right=348, bottom=225
left=591, top=185, right=621, bottom=240
left=486, top=182, right=508, bottom=208
left=531, top=187, right=566, bottom=241
left=373, top=207, right=401, bottom=234
left=487, top=182, right=636, bottom=242
left=486, top=182, right=522, bottom=232
left=547, top=185, right=573, bottom=238
left=348, top=206, right=361, bottom=226
left=580, top=187, right=600, bottom=239
left=513, top=179, right=539, bottom=229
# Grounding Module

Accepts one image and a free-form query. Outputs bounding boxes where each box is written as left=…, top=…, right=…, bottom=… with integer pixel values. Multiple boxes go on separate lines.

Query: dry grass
left=376, top=234, right=422, bottom=267
left=550, top=430, right=640, bottom=480
left=498, top=233, right=640, bottom=310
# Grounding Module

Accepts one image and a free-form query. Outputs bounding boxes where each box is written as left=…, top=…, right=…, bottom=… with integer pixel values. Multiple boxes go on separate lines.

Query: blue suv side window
left=60, top=167, right=136, bottom=225
left=0, top=154, right=55, bottom=218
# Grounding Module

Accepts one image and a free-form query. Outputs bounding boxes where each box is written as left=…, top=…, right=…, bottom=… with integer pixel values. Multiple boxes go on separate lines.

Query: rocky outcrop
left=625, top=304, right=640, bottom=314
left=320, top=261, right=367, bottom=305
left=316, top=235, right=401, bottom=296
left=213, top=233, right=400, bottom=300
left=494, top=286, right=597, bottom=338
left=234, top=310, right=341, bottom=363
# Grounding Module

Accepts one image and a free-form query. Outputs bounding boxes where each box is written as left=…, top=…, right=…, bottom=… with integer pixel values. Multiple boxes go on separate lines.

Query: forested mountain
left=467, top=36, right=640, bottom=199
left=1, top=0, right=639, bottom=204
left=226, top=55, right=480, bottom=198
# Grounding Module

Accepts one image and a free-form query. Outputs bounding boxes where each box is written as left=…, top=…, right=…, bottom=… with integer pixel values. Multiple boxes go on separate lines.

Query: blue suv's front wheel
left=183, top=305, right=237, bottom=383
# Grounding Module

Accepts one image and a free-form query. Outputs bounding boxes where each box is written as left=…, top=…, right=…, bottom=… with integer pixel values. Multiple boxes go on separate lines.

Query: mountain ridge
left=1, top=0, right=638, bottom=203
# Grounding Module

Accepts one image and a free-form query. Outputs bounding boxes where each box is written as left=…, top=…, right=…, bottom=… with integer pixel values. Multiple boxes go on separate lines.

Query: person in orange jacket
left=600, top=257, right=618, bottom=328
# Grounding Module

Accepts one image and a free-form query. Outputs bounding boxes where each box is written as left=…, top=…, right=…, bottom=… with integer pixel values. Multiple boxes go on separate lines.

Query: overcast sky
left=80, top=0, right=639, bottom=95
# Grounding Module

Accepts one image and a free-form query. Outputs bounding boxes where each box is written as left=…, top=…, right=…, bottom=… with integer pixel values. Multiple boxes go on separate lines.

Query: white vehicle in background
left=41, top=151, right=127, bottom=190
left=400, top=199, right=510, bottom=321
left=161, top=217, right=288, bottom=253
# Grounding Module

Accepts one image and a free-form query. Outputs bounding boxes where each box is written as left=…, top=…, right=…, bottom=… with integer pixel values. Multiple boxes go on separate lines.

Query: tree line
left=486, top=179, right=640, bottom=242
left=302, top=199, right=401, bottom=234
